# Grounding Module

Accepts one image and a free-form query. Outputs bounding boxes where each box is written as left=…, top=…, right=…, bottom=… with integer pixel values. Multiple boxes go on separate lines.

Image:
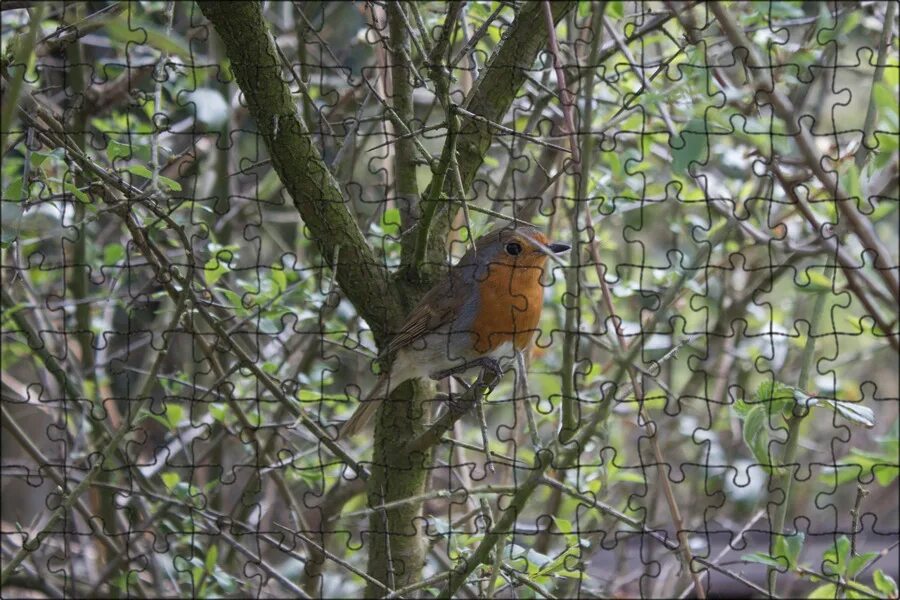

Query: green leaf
left=219, top=288, right=246, bottom=315
left=742, top=552, right=784, bottom=569
left=204, top=545, right=218, bottom=573
left=873, top=569, right=898, bottom=596
left=64, top=182, right=89, bottom=204
left=124, top=165, right=181, bottom=190
left=158, top=175, right=181, bottom=191
left=106, top=140, right=132, bottom=163
left=844, top=162, right=862, bottom=200
left=820, top=449, right=900, bottom=487
left=847, top=552, right=877, bottom=578
left=671, top=118, right=707, bottom=176
left=873, top=82, right=898, bottom=119
left=126, top=164, right=154, bottom=179
left=755, top=380, right=794, bottom=404
left=534, top=544, right=583, bottom=579
left=204, top=252, right=232, bottom=286
left=606, top=1, right=623, bottom=19
left=381, top=207, right=401, bottom=231
left=869, top=200, right=898, bottom=223
left=164, top=403, right=184, bottom=430
left=105, top=18, right=190, bottom=57
left=774, top=532, right=805, bottom=569
left=819, top=399, right=876, bottom=428
left=209, top=403, right=226, bottom=423
left=733, top=396, right=754, bottom=417
left=754, top=380, right=797, bottom=418
left=4, top=178, right=24, bottom=202
left=552, top=517, right=574, bottom=536
left=104, top=243, right=125, bottom=265
left=809, top=583, right=837, bottom=599
left=505, top=543, right=553, bottom=574
left=742, top=405, right=770, bottom=468
left=161, top=472, right=180, bottom=491
left=800, top=270, right=834, bottom=293
left=29, top=151, right=51, bottom=168
left=271, top=264, right=287, bottom=294
left=823, top=536, right=851, bottom=576
left=874, top=464, right=900, bottom=486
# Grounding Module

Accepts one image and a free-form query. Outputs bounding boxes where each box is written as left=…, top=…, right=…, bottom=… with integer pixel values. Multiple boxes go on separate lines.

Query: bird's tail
left=339, top=373, right=390, bottom=439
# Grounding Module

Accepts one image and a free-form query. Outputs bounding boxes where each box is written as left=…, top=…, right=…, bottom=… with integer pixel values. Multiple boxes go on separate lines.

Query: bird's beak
left=549, top=242, right=571, bottom=254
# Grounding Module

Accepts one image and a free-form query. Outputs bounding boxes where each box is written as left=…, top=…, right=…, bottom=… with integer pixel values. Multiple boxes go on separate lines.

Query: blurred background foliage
left=1, top=1, right=898, bottom=598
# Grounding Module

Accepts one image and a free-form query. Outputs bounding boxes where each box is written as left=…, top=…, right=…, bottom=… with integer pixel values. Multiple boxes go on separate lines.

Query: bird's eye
left=505, top=242, right=522, bottom=256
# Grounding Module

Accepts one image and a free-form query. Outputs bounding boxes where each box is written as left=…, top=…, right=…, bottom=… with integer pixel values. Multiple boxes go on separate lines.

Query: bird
left=339, top=222, right=570, bottom=438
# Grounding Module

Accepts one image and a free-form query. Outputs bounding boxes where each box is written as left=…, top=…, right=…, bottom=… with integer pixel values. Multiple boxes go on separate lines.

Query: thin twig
left=336, top=486, right=516, bottom=521
left=544, top=476, right=775, bottom=598
left=771, top=165, right=898, bottom=353
left=270, top=521, right=394, bottom=595
left=849, top=485, right=870, bottom=558
left=361, top=74, right=435, bottom=164
left=273, top=37, right=335, bottom=138
left=0, top=404, right=123, bottom=559
left=0, top=3, right=46, bottom=154
left=677, top=509, right=766, bottom=599
left=542, top=1, right=579, bottom=164
left=0, top=290, right=188, bottom=586
left=404, top=0, right=434, bottom=57
left=405, top=367, right=500, bottom=454
left=517, top=349, right=542, bottom=450
left=215, top=527, right=312, bottom=599
left=453, top=105, right=572, bottom=153
left=793, top=565, right=880, bottom=599
left=382, top=572, right=451, bottom=599
left=711, top=2, right=899, bottom=301
left=500, top=563, right=558, bottom=599
left=450, top=3, right=505, bottom=68
left=484, top=533, right=507, bottom=599
left=367, top=123, right=448, bottom=153
left=149, top=1, right=175, bottom=192
left=475, top=388, right=496, bottom=473
left=855, top=0, right=896, bottom=169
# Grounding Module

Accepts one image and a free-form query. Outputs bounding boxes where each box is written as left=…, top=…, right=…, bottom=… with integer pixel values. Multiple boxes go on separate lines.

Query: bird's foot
left=431, top=358, right=504, bottom=391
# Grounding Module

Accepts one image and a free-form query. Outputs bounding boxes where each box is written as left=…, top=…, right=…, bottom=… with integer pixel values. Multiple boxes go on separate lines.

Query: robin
left=340, top=223, right=570, bottom=438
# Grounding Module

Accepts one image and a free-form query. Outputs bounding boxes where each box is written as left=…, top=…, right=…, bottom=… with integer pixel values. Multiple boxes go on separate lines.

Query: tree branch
left=198, top=1, right=405, bottom=342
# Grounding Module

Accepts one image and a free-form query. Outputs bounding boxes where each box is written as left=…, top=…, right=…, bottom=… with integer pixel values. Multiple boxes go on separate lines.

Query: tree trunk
left=198, top=0, right=576, bottom=592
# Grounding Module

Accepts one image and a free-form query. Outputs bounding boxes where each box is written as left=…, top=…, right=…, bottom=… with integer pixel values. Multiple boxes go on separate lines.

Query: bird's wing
left=386, top=272, right=469, bottom=355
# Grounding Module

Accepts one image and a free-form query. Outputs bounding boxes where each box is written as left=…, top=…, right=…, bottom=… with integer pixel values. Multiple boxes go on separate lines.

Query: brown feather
left=385, top=273, right=467, bottom=355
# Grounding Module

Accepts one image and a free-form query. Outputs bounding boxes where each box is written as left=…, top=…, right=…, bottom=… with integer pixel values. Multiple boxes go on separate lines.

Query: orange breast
left=471, top=262, right=544, bottom=355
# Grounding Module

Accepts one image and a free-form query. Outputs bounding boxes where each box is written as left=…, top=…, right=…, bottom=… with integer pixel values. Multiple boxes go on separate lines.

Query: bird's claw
left=480, top=358, right=503, bottom=383
left=446, top=392, right=468, bottom=414
left=430, top=357, right=504, bottom=394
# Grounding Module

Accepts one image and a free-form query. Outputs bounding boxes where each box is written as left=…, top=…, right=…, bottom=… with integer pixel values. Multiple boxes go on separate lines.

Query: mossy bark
left=364, top=379, right=434, bottom=596
left=198, top=1, right=405, bottom=344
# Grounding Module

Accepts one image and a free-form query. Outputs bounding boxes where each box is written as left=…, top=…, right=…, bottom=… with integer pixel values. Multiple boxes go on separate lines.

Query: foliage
left=1, top=1, right=897, bottom=598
